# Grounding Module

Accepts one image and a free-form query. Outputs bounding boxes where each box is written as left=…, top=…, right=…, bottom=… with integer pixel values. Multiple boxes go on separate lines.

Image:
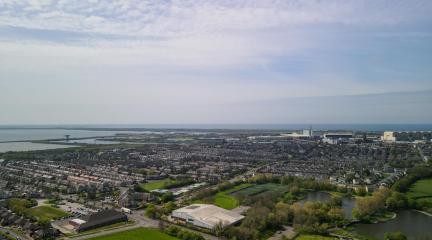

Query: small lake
left=300, top=191, right=355, bottom=219
left=302, top=192, right=432, bottom=239
left=354, top=210, right=432, bottom=240
left=0, top=142, right=75, bottom=153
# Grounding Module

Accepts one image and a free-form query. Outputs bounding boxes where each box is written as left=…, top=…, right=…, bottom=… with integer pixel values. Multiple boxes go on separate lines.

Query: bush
left=164, top=226, right=205, bottom=240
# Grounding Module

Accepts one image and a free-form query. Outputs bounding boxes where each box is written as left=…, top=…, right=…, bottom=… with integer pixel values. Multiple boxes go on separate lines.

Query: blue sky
left=0, top=0, right=431, bottom=124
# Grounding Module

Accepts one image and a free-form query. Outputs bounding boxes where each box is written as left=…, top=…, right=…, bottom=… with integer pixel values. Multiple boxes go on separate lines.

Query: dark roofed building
left=75, top=209, right=127, bottom=232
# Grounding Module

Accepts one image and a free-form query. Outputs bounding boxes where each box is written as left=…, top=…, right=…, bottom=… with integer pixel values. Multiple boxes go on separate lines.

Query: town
left=0, top=129, right=431, bottom=240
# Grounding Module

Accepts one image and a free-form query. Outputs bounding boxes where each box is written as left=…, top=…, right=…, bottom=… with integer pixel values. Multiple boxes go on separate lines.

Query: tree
left=161, top=192, right=174, bottom=203
left=145, top=203, right=157, bottom=218
left=329, top=196, right=342, bottom=207
left=162, top=201, right=176, bottom=214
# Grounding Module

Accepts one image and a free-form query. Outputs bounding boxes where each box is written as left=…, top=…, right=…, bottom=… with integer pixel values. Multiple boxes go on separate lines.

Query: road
left=65, top=210, right=219, bottom=240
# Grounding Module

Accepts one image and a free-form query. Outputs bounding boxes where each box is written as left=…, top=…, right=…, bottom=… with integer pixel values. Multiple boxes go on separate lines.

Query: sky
left=0, top=0, right=431, bottom=124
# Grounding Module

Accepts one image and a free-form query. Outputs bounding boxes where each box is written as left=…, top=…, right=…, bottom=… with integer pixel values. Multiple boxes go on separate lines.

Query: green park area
left=232, top=183, right=287, bottom=197
left=140, top=178, right=177, bottom=191
left=140, top=178, right=194, bottom=191
left=295, top=234, right=336, bottom=240
left=26, top=205, right=70, bottom=221
left=209, top=183, right=288, bottom=210
left=6, top=198, right=69, bottom=221
left=407, top=178, right=432, bottom=204
left=88, top=228, right=179, bottom=240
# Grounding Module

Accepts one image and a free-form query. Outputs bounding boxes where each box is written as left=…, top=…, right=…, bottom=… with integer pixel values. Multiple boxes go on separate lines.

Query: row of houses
left=0, top=206, right=59, bottom=239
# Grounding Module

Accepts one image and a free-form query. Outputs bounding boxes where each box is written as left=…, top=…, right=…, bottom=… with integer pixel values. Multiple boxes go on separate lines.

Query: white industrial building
left=172, top=204, right=244, bottom=229
left=382, top=131, right=432, bottom=142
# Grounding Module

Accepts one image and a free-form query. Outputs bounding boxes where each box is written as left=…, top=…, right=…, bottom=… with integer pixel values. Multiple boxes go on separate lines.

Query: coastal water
left=0, top=128, right=131, bottom=142
left=0, top=142, right=75, bottom=153
left=2, top=124, right=432, bottom=132
left=0, top=128, right=138, bottom=152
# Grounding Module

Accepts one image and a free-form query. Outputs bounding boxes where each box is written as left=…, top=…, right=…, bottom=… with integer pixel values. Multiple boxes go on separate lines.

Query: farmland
left=88, top=228, right=179, bottom=240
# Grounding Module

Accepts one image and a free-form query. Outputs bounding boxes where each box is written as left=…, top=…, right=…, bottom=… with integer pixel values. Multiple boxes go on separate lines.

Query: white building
left=172, top=204, right=244, bottom=229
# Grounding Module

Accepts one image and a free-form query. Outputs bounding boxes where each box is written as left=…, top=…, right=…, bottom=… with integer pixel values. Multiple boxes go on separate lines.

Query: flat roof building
left=172, top=204, right=244, bottom=229
left=71, top=209, right=127, bottom=232
left=382, top=131, right=432, bottom=142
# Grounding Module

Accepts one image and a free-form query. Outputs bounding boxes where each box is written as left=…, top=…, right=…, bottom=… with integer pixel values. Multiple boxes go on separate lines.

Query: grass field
left=26, top=206, right=70, bottom=221
left=88, top=228, right=178, bottom=240
left=140, top=178, right=178, bottom=191
left=214, top=192, right=239, bottom=210
left=295, top=234, right=336, bottom=240
left=232, top=183, right=288, bottom=196
left=407, top=178, right=432, bottom=201
left=211, top=183, right=253, bottom=209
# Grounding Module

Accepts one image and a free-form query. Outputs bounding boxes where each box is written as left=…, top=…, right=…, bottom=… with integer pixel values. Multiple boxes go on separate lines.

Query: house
left=172, top=204, right=244, bottom=229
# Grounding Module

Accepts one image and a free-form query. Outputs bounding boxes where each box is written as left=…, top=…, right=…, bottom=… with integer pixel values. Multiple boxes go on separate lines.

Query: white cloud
left=1, top=0, right=431, bottom=38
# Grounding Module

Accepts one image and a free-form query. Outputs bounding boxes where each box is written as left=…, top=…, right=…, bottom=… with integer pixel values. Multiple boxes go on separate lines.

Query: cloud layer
left=0, top=0, right=431, bottom=124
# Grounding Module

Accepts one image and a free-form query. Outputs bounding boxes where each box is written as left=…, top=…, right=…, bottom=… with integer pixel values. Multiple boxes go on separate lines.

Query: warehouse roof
left=173, top=204, right=244, bottom=228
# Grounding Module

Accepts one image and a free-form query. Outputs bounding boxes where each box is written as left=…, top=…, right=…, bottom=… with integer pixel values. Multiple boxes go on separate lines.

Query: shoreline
left=414, top=209, right=432, bottom=217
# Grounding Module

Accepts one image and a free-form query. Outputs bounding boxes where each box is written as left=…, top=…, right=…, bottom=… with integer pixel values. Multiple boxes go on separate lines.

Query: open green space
left=212, top=183, right=252, bottom=209
left=295, top=234, right=337, bottom=240
left=232, top=183, right=288, bottom=196
left=214, top=192, right=239, bottom=210
left=407, top=178, right=432, bottom=202
left=87, top=228, right=179, bottom=240
left=140, top=178, right=194, bottom=191
left=141, top=178, right=177, bottom=191
left=26, top=205, right=70, bottom=221
left=201, top=183, right=289, bottom=210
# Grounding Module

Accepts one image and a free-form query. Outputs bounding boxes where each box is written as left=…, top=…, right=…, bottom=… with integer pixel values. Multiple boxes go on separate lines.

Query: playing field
left=88, top=228, right=179, bottom=240
left=295, top=234, right=336, bottom=240
left=140, top=178, right=178, bottom=191
left=214, top=192, right=239, bottom=210
left=407, top=178, right=432, bottom=209
left=26, top=206, right=70, bottom=221
left=407, top=178, right=432, bottom=202
left=232, top=183, right=288, bottom=196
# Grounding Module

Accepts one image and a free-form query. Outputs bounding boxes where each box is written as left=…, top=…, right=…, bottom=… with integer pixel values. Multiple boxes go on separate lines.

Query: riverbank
left=414, top=209, right=432, bottom=217
left=370, top=211, right=397, bottom=223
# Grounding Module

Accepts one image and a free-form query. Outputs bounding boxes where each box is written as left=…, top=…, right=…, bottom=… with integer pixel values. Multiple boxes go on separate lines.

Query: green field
left=88, top=228, right=178, bottom=240
left=214, top=192, right=239, bottom=210
left=295, top=234, right=337, bottom=240
left=407, top=178, right=432, bottom=201
left=232, top=183, right=288, bottom=196
left=26, top=206, right=70, bottom=221
left=211, top=183, right=252, bottom=209
left=140, top=178, right=178, bottom=191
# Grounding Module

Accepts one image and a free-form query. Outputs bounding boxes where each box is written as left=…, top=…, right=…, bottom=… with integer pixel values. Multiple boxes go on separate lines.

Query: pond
left=300, top=191, right=355, bottom=219
left=354, top=210, right=432, bottom=240
left=301, top=192, right=432, bottom=239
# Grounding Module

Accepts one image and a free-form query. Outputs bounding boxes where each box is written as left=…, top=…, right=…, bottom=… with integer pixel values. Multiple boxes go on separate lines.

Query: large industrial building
left=382, top=131, right=432, bottom=142
left=69, top=209, right=127, bottom=232
left=172, top=204, right=244, bottom=229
